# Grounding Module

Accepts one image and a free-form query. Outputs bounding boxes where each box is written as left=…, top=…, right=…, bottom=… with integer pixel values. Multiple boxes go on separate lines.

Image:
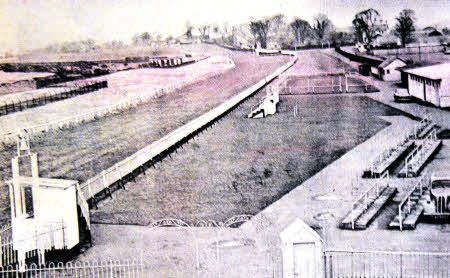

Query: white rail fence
left=0, top=58, right=235, bottom=144
left=78, top=51, right=297, bottom=200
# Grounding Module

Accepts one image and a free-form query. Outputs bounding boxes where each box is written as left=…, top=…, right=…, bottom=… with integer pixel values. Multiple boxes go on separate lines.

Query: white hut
left=377, top=57, right=407, bottom=81
left=5, top=132, right=90, bottom=269
left=280, top=218, right=324, bottom=278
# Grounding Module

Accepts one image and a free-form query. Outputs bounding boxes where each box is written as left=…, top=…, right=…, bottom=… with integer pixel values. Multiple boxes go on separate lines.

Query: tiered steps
left=389, top=184, right=428, bottom=230
left=389, top=205, right=424, bottom=230
left=340, top=186, right=397, bottom=230
left=398, top=140, right=442, bottom=178
left=417, top=123, right=435, bottom=139
left=363, top=141, right=414, bottom=178
left=248, top=107, right=265, bottom=118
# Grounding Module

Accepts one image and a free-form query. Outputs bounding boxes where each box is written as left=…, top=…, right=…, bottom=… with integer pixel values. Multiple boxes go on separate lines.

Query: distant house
left=403, top=63, right=450, bottom=108
left=377, top=57, right=407, bottom=81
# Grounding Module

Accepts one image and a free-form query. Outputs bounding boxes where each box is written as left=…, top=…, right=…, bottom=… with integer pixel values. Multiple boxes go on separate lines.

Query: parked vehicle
left=393, top=88, right=414, bottom=102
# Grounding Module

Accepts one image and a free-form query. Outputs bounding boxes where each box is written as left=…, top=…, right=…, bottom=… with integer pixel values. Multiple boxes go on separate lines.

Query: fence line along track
left=79, top=50, right=297, bottom=204
left=0, top=81, right=107, bottom=117
left=0, top=58, right=234, bottom=144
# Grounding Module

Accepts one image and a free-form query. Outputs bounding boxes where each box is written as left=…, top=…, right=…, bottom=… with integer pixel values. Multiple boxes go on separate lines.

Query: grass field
left=0, top=48, right=290, bottom=225
left=90, top=94, right=408, bottom=225
left=0, top=55, right=234, bottom=135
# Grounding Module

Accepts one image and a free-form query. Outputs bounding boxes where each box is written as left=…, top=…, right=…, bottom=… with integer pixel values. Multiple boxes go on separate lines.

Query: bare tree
left=394, top=9, right=416, bottom=47
left=352, top=9, right=387, bottom=46
left=198, top=24, right=211, bottom=40
left=313, top=14, right=334, bottom=43
left=250, top=18, right=270, bottom=48
left=290, top=18, right=312, bottom=47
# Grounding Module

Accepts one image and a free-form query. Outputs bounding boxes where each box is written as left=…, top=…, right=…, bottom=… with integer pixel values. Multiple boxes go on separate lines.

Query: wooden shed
left=280, top=218, right=324, bottom=278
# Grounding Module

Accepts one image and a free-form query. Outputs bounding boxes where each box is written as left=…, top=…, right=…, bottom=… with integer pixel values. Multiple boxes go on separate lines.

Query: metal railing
left=0, top=259, right=146, bottom=277
left=397, top=174, right=429, bottom=231
left=349, top=171, right=390, bottom=230
left=401, top=129, right=439, bottom=177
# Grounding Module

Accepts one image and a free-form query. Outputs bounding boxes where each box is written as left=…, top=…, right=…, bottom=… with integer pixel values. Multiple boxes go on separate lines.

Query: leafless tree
left=394, top=9, right=416, bottom=47
left=352, top=8, right=387, bottom=46
left=198, top=24, right=211, bottom=40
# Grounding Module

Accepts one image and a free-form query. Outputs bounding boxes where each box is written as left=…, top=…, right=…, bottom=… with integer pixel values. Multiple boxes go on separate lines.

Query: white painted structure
left=404, top=63, right=450, bottom=108
left=248, top=89, right=279, bottom=118
left=6, top=132, right=81, bottom=269
left=280, top=218, right=324, bottom=278
left=378, top=58, right=406, bottom=81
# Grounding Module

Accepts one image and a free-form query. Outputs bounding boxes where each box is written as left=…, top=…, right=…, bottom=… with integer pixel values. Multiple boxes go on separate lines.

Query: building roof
left=403, top=63, right=450, bottom=80
left=378, top=57, right=406, bottom=69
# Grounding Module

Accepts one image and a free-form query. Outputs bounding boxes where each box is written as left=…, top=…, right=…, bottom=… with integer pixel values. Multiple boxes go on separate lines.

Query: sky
left=0, top=0, right=449, bottom=52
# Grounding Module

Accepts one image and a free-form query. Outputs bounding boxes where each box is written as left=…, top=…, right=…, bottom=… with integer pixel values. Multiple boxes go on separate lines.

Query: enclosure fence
left=0, top=56, right=238, bottom=144
left=325, top=250, right=449, bottom=278
left=0, top=81, right=107, bottom=117
left=371, top=45, right=445, bottom=56
left=0, top=259, right=146, bottom=278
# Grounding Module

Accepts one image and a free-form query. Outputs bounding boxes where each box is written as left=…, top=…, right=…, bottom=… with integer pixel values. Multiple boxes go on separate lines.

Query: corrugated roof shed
left=404, top=63, right=450, bottom=80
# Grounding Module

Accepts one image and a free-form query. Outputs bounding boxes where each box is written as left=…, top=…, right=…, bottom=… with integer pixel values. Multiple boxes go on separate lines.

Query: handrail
left=397, top=174, right=428, bottom=230
left=350, top=171, right=389, bottom=229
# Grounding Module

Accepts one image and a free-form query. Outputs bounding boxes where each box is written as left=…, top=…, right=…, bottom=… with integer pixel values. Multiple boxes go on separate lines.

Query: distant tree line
left=32, top=8, right=450, bottom=55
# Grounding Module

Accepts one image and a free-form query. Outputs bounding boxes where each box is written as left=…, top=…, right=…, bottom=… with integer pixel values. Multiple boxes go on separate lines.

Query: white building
left=404, top=63, right=450, bottom=108
left=377, top=58, right=407, bottom=81
left=4, top=132, right=90, bottom=269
